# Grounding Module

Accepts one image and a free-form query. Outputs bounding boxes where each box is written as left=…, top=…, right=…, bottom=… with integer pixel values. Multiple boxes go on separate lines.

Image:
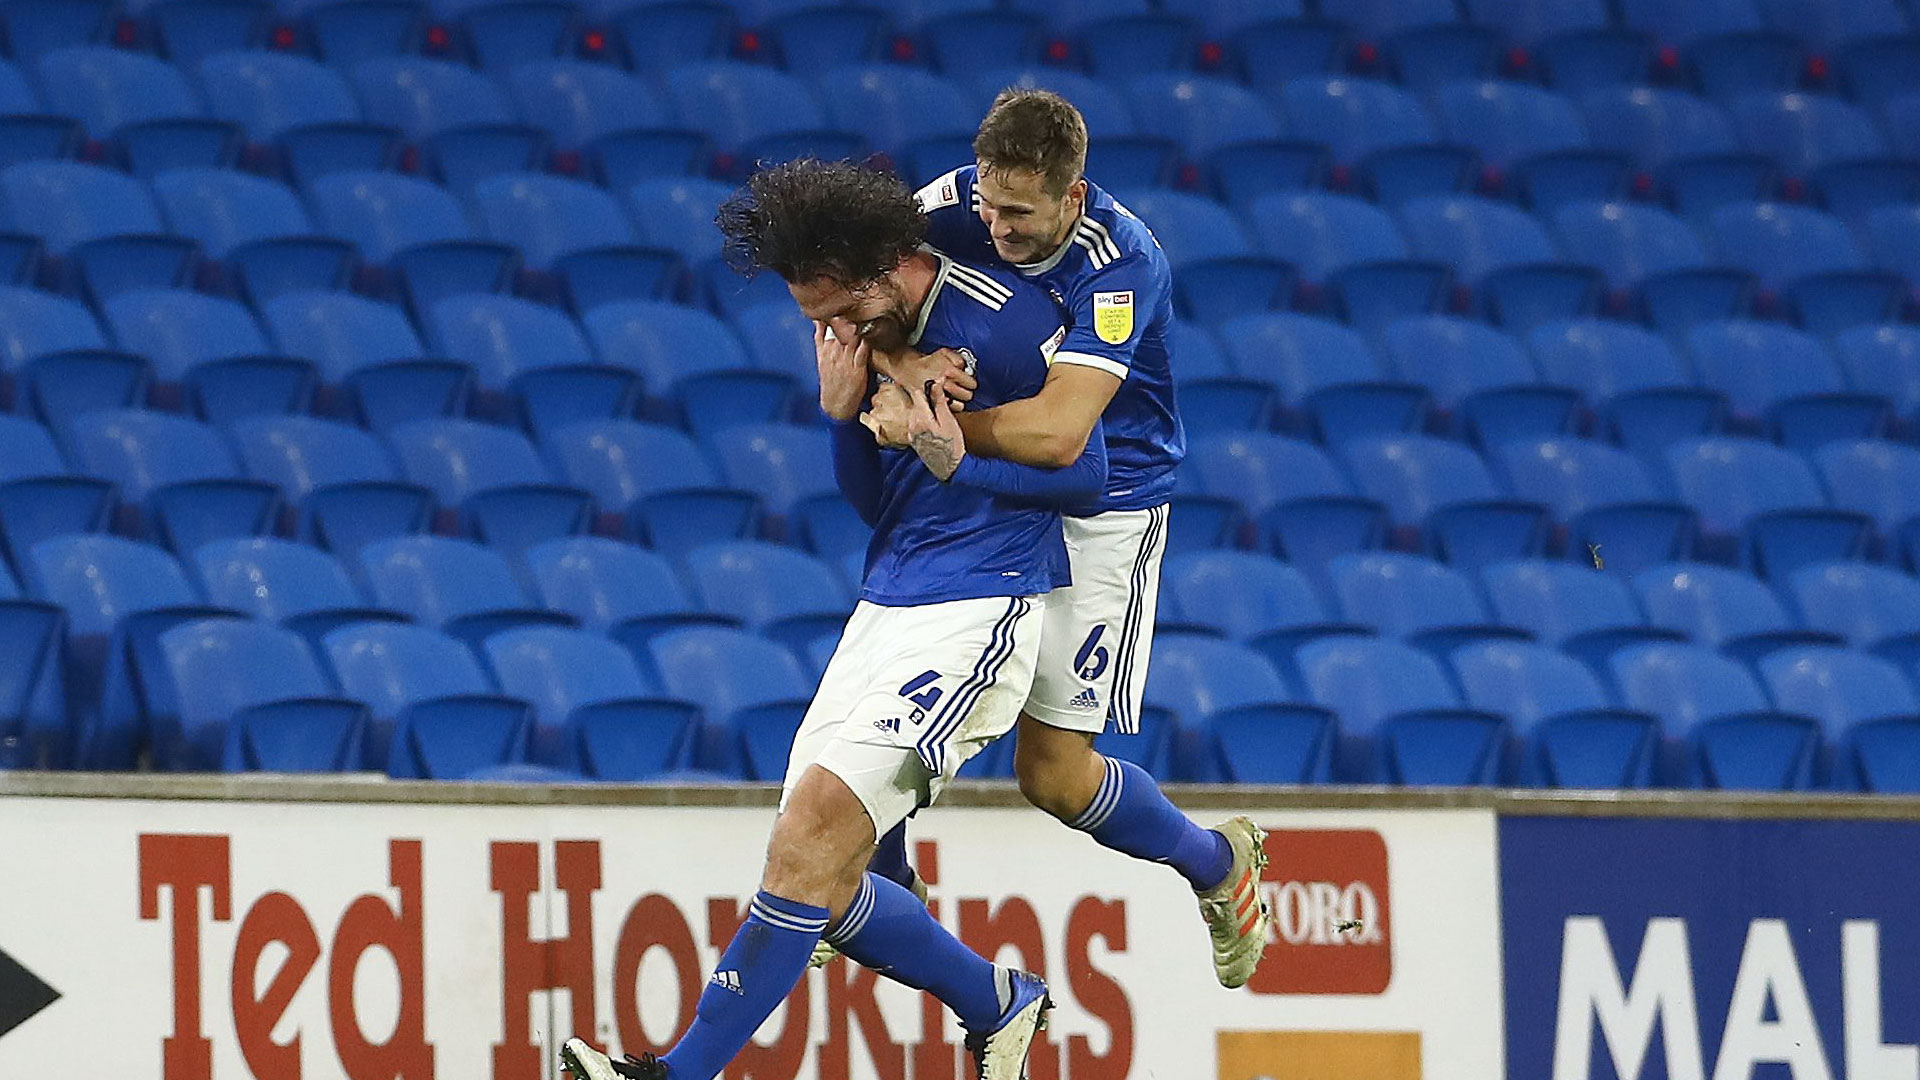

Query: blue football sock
left=827, top=873, right=1007, bottom=1031
left=869, top=820, right=915, bottom=889
left=1068, top=756, right=1233, bottom=891
left=661, top=890, right=829, bottom=1080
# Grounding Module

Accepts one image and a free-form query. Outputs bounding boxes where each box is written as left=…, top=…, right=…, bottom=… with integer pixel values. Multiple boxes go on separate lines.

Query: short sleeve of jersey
left=914, top=167, right=991, bottom=260
left=1054, top=252, right=1159, bottom=381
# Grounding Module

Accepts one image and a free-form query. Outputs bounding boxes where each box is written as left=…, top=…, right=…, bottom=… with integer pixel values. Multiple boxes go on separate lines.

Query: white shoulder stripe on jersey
left=945, top=261, right=1013, bottom=301
left=1073, top=233, right=1114, bottom=270
left=947, top=274, right=1009, bottom=310
left=1076, top=217, right=1122, bottom=263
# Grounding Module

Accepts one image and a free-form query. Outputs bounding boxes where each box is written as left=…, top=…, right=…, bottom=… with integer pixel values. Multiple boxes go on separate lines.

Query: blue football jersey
left=915, top=166, right=1184, bottom=513
left=859, top=249, right=1074, bottom=607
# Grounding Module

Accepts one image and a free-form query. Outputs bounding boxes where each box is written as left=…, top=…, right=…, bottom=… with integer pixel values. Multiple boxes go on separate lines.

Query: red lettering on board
left=491, top=840, right=599, bottom=1080
left=139, top=833, right=232, bottom=1080
left=1064, top=897, right=1134, bottom=1080
left=613, top=893, right=702, bottom=1058
left=328, top=839, right=432, bottom=1079
left=232, top=891, right=320, bottom=1078
left=959, top=897, right=1058, bottom=1080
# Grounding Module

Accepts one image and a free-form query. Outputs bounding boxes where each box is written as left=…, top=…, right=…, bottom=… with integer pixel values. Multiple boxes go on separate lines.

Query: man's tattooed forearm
left=911, top=431, right=961, bottom=480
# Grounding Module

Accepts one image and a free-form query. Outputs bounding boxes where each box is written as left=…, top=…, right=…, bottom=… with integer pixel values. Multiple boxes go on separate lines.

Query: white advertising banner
left=0, top=793, right=1502, bottom=1080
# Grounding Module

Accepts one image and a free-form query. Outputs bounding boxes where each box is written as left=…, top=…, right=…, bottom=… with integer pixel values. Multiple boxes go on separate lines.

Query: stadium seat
left=1681, top=30, right=1806, bottom=103
left=813, top=65, right=974, bottom=155
left=350, top=56, right=515, bottom=140
left=68, top=408, right=280, bottom=554
left=1341, top=435, right=1551, bottom=568
left=964, top=67, right=1134, bottom=140
left=648, top=624, right=812, bottom=734
left=0, top=415, right=113, bottom=571
left=470, top=172, right=639, bottom=273
left=1245, top=191, right=1447, bottom=327
left=1481, top=559, right=1647, bottom=646
left=161, top=617, right=364, bottom=771
left=422, top=122, right=551, bottom=195
left=1452, top=638, right=1657, bottom=788
left=543, top=419, right=756, bottom=558
left=1159, top=550, right=1333, bottom=643
left=38, top=46, right=204, bottom=139
left=661, top=61, right=841, bottom=165
left=1611, top=641, right=1819, bottom=789
left=1494, top=438, right=1696, bottom=576
left=309, top=169, right=515, bottom=308
left=626, top=178, right=736, bottom=265
left=192, top=536, right=373, bottom=629
left=1328, top=551, right=1496, bottom=639
left=577, top=299, right=785, bottom=438
left=1145, top=635, right=1319, bottom=782
left=524, top=536, right=700, bottom=633
left=0, top=594, right=67, bottom=769
left=0, top=286, right=132, bottom=421
left=1832, top=325, right=1920, bottom=425
left=457, top=1, right=580, bottom=73
left=1814, top=440, right=1920, bottom=538
left=231, top=414, right=433, bottom=556
left=483, top=624, right=685, bottom=772
left=260, top=290, right=467, bottom=433
left=1296, top=635, right=1506, bottom=785
left=424, top=294, right=600, bottom=411
left=384, top=687, right=535, bottom=778
left=1632, top=561, right=1805, bottom=653
left=1432, top=80, right=1628, bottom=212
left=356, top=534, right=540, bottom=632
left=1318, top=0, right=1457, bottom=38
left=1707, top=201, right=1901, bottom=335
left=505, top=59, right=669, bottom=149
left=1462, top=0, right=1609, bottom=45
left=104, top=287, right=309, bottom=422
left=1665, top=437, right=1872, bottom=578
left=1788, top=562, right=1920, bottom=647
left=682, top=540, right=849, bottom=646
left=1279, top=77, right=1471, bottom=209
left=1576, top=86, right=1774, bottom=217
left=1728, top=92, right=1889, bottom=179
left=1527, top=319, right=1725, bottom=456
left=1755, top=0, right=1908, bottom=51
left=1124, top=73, right=1282, bottom=158
left=198, top=51, right=361, bottom=141
left=0, top=161, right=166, bottom=256
left=1552, top=200, right=1752, bottom=334
left=307, top=0, right=426, bottom=68
left=1399, top=194, right=1602, bottom=330
left=762, top=7, right=887, bottom=75
left=1216, top=313, right=1427, bottom=443
left=1759, top=645, right=1917, bottom=790
left=1834, top=35, right=1920, bottom=110
left=1379, top=316, right=1574, bottom=445
left=711, top=423, right=833, bottom=521
left=150, top=164, right=324, bottom=258
left=918, top=10, right=1043, bottom=77
left=1685, top=320, right=1884, bottom=447
left=388, top=418, right=592, bottom=562
left=322, top=620, right=501, bottom=770
left=1178, top=433, right=1388, bottom=579
left=613, top=2, right=732, bottom=76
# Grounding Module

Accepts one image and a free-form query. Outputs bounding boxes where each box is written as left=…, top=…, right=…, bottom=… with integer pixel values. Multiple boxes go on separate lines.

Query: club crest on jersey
left=1093, top=291, right=1134, bottom=345
left=955, top=347, right=978, bottom=376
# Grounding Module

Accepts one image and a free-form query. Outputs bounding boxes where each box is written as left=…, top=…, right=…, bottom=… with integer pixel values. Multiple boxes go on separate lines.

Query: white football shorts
left=1024, top=504, right=1169, bottom=735
left=782, top=593, right=1043, bottom=836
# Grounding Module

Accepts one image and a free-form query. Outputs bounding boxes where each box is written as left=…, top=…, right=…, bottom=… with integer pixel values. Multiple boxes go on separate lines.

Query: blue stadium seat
left=626, top=177, right=735, bottom=264
left=589, top=124, right=708, bottom=190
left=1318, top=0, right=1458, bottom=38
left=1685, top=320, right=1884, bottom=446
left=1108, top=188, right=1252, bottom=268
left=711, top=422, right=833, bottom=520
left=1755, top=0, right=1908, bottom=50
left=1161, top=0, right=1305, bottom=37
left=39, top=46, right=204, bottom=138
left=1124, top=73, right=1282, bottom=157
left=1527, top=319, right=1725, bottom=455
left=1533, top=27, right=1656, bottom=97
left=1707, top=201, right=1900, bottom=335
left=1432, top=80, right=1628, bottom=212
left=1834, top=327, right=1920, bottom=429
left=0, top=415, right=113, bottom=570
left=1399, top=194, right=1602, bottom=330
left=1178, top=432, right=1387, bottom=578
left=0, top=595, right=67, bottom=769
left=1552, top=200, right=1752, bottom=333
left=1728, top=92, right=1894, bottom=193
left=383, top=683, right=535, bottom=778
left=470, top=172, right=640, bottom=273
left=1813, top=157, right=1920, bottom=229
left=1576, top=87, right=1774, bottom=217
left=964, top=67, right=1135, bottom=139
left=261, top=289, right=465, bottom=433
left=161, top=617, right=362, bottom=771
left=918, top=10, right=1043, bottom=76
left=1246, top=191, right=1446, bottom=327
left=0, top=0, right=112, bottom=63
left=1665, top=436, right=1872, bottom=577
left=458, top=1, right=581, bottom=73
left=1297, top=635, right=1505, bottom=785
left=662, top=61, right=839, bottom=164
left=68, top=408, right=280, bottom=554
left=505, top=59, right=668, bottom=149
left=1216, top=313, right=1427, bottom=442
left=543, top=419, right=756, bottom=557
left=1452, top=638, right=1656, bottom=787
left=1145, top=635, right=1318, bottom=782
left=1379, top=316, right=1574, bottom=445
left=1159, top=550, right=1334, bottom=642
left=1462, top=0, right=1609, bottom=45
left=422, top=122, right=551, bottom=195
left=525, top=536, right=700, bottom=632
left=150, top=163, right=319, bottom=256
left=0, top=284, right=109, bottom=374
left=579, top=298, right=788, bottom=437
left=104, top=286, right=306, bottom=422
left=357, top=534, right=537, bottom=631
left=1788, top=562, right=1920, bottom=647
left=192, top=536, right=371, bottom=629
left=232, top=414, right=431, bottom=556
left=763, top=7, right=886, bottom=75
left=1328, top=551, right=1495, bottom=638
left=683, top=539, right=849, bottom=648
left=483, top=624, right=682, bottom=772
left=1341, top=434, right=1551, bottom=568
left=1759, top=645, right=1917, bottom=790
left=1633, top=561, right=1800, bottom=648
left=1610, top=640, right=1818, bottom=788
left=312, top=173, right=514, bottom=311
left=388, top=417, right=592, bottom=561
left=198, top=51, right=361, bottom=141
left=322, top=619, right=502, bottom=770
left=350, top=56, right=516, bottom=140
left=0, top=161, right=166, bottom=256
left=613, top=2, right=732, bottom=75
left=1276, top=76, right=1470, bottom=207
left=648, top=624, right=812, bottom=729
left=729, top=300, right=817, bottom=385
left=813, top=65, right=973, bottom=155
left=1815, top=440, right=1920, bottom=538
left=1864, top=204, right=1920, bottom=293
left=307, top=0, right=426, bottom=68
left=1117, top=189, right=1287, bottom=321
left=1481, top=559, right=1647, bottom=645
left=425, top=293, right=595, bottom=396
left=1493, top=437, right=1696, bottom=575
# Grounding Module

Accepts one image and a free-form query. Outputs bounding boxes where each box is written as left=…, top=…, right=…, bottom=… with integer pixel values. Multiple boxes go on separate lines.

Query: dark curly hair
left=716, top=159, right=927, bottom=287
left=721, top=157, right=929, bottom=286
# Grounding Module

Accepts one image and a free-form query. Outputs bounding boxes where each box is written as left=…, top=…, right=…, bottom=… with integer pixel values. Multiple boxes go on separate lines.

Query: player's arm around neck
left=955, top=361, right=1120, bottom=469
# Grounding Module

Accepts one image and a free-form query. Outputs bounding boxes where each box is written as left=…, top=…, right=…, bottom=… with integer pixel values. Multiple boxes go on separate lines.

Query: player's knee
left=762, top=766, right=876, bottom=904
left=1013, top=732, right=1100, bottom=820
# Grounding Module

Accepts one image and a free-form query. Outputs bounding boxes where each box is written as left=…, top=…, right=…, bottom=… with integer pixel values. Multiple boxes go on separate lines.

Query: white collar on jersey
left=907, top=244, right=952, bottom=347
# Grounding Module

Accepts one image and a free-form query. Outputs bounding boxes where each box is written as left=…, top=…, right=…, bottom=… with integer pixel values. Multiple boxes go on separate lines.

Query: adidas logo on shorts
left=711, top=970, right=743, bottom=995
left=1070, top=687, right=1101, bottom=711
